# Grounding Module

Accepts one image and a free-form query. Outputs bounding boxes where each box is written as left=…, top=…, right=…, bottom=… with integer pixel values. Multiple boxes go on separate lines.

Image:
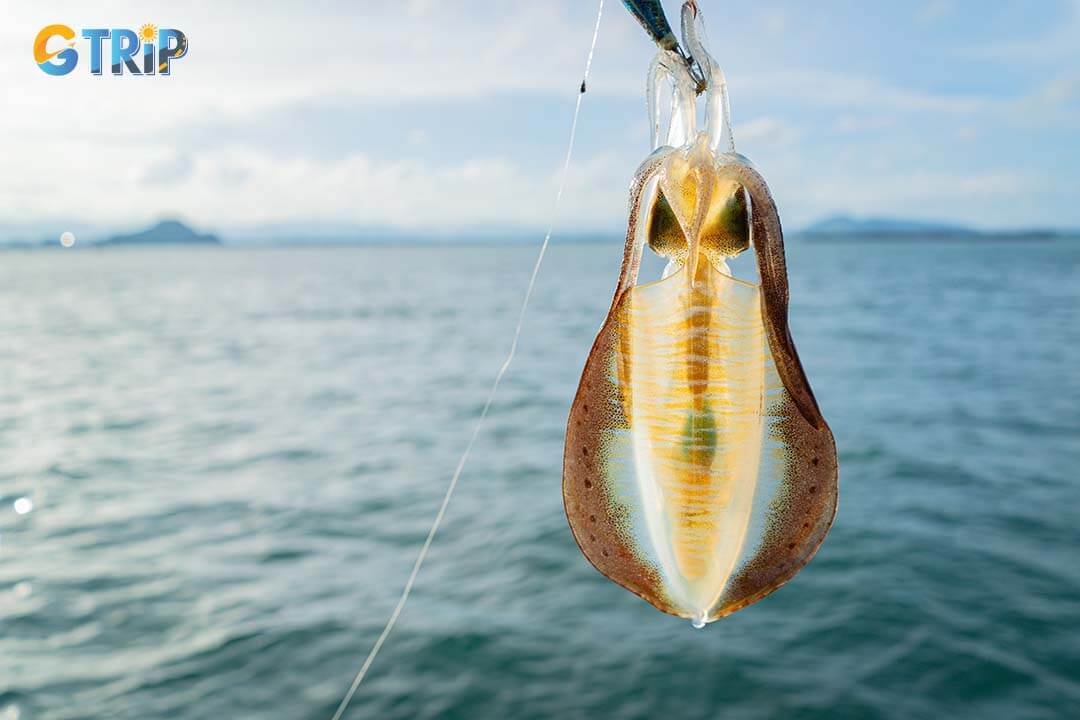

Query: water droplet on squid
left=691, top=614, right=706, bottom=629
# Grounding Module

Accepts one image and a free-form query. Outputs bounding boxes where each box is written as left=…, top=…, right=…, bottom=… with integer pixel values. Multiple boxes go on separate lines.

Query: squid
left=563, top=3, right=837, bottom=627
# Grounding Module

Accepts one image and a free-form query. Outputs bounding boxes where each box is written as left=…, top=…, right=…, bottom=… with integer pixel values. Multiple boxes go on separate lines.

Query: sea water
left=0, top=238, right=1077, bottom=719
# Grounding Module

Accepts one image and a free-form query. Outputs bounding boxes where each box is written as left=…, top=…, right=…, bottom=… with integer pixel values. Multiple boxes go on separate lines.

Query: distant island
left=98, top=220, right=221, bottom=246
left=1, top=215, right=1070, bottom=250
left=802, top=215, right=1059, bottom=239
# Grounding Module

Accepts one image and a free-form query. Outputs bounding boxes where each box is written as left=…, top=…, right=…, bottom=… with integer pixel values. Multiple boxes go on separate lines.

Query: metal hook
left=622, top=0, right=707, bottom=93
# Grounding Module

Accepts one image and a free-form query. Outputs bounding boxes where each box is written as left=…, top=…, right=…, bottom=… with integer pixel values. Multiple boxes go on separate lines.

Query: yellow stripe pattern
left=617, top=259, right=766, bottom=617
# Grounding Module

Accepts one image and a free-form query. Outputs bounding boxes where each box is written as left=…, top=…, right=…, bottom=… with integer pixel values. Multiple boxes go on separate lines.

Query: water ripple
left=1, top=242, right=1078, bottom=718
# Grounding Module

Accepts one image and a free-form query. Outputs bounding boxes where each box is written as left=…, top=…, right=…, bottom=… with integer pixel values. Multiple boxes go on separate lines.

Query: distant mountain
left=4, top=215, right=1068, bottom=250
left=99, top=220, right=221, bottom=246
left=803, top=215, right=979, bottom=236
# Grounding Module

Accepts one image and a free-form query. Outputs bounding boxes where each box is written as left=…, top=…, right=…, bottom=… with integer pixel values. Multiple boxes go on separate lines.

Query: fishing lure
left=564, top=2, right=837, bottom=628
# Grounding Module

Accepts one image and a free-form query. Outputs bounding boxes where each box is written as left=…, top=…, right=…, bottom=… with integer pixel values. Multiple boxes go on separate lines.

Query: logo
left=34, top=24, right=188, bottom=76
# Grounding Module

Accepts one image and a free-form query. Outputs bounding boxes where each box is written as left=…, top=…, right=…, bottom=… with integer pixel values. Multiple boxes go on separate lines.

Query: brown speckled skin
left=563, top=152, right=838, bottom=620
left=712, top=159, right=838, bottom=618
left=564, top=299, right=672, bottom=611
left=562, top=152, right=671, bottom=611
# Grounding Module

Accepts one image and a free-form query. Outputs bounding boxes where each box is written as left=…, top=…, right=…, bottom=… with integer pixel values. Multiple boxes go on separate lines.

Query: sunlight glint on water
left=0, top=240, right=1077, bottom=719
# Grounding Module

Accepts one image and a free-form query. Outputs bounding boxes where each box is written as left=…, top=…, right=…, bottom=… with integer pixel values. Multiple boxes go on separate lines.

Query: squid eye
left=700, top=181, right=750, bottom=258
left=645, top=190, right=688, bottom=261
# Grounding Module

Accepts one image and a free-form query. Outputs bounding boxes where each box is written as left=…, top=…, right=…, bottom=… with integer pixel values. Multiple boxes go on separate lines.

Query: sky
left=1, top=0, right=1078, bottom=239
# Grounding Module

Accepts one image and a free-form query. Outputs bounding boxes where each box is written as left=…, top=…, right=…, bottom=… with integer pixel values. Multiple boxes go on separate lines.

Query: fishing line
left=328, top=2, right=606, bottom=718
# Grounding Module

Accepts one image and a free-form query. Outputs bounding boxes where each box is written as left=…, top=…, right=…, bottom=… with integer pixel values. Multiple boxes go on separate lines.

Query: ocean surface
left=0, top=239, right=1077, bottom=719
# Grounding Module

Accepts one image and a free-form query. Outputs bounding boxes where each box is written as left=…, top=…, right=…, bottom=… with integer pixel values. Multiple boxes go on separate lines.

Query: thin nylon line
left=329, top=3, right=605, bottom=718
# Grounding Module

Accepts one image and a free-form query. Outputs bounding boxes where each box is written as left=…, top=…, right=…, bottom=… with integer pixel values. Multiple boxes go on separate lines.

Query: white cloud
left=958, top=0, right=1080, bottom=63
left=0, top=1, right=1076, bottom=233
left=831, top=114, right=898, bottom=134
left=0, top=135, right=630, bottom=232
left=740, top=70, right=992, bottom=114
left=737, top=116, right=800, bottom=149
left=140, top=152, right=194, bottom=186
left=767, top=165, right=1034, bottom=230
left=1031, top=74, right=1080, bottom=108
left=917, top=0, right=953, bottom=24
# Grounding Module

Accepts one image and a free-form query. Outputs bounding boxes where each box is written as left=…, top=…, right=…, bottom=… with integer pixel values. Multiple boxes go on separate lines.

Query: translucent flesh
left=620, top=260, right=766, bottom=617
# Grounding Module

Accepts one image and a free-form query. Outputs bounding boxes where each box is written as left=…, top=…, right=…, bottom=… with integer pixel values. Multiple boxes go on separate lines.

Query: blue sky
left=2, top=0, right=1078, bottom=237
